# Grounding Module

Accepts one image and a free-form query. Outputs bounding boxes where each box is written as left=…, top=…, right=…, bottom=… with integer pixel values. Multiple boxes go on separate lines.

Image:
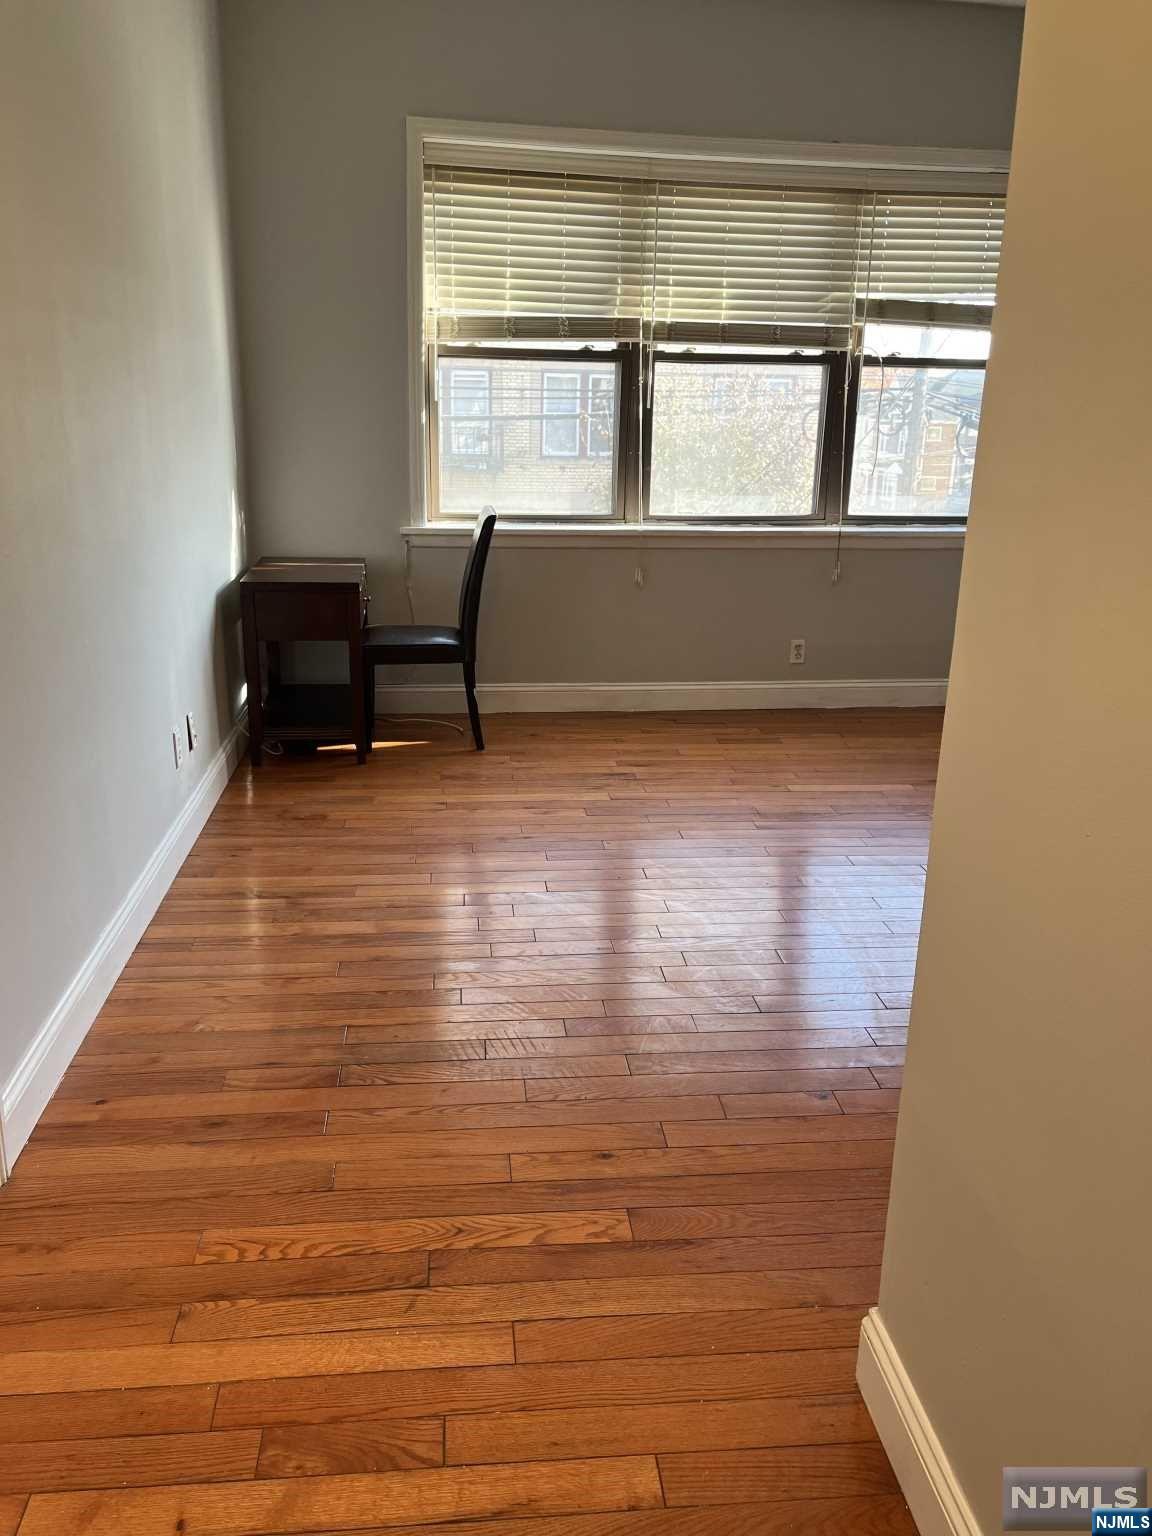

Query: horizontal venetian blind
left=858, top=192, right=1005, bottom=324
left=424, top=161, right=1006, bottom=345
left=649, top=181, right=864, bottom=349
left=425, top=165, right=650, bottom=341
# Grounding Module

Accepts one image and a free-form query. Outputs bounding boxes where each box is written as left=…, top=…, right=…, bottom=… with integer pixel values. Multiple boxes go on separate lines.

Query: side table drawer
left=253, top=587, right=353, bottom=641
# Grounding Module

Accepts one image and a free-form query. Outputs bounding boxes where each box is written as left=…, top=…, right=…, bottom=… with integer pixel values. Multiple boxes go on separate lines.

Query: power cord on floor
left=261, top=718, right=466, bottom=757
left=377, top=715, right=466, bottom=734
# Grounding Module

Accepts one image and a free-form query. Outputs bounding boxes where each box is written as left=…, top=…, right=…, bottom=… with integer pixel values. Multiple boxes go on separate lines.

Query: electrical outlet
left=789, top=638, right=806, bottom=665
left=172, top=728, right=185, bottom=769
left=185, top=713, right=199, bottom=752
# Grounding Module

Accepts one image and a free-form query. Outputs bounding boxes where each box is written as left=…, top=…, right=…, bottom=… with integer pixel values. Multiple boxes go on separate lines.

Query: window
left=422, top=161, right=1004, bottom=524
left=648, top=359, right=830, bottom=520
left=848, top=324, right=989, bottom=520
left=444, top=368, right=492, bottom=464
left=538, top=371, right=616, bottom=459
left=435, top=352, right=621, bottom=520
left=541, top=373, right=582, bottom=457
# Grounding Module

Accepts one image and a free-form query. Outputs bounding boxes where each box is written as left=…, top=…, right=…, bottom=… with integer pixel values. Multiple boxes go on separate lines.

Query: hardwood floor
left=0, top=709, right=937, bottom=1535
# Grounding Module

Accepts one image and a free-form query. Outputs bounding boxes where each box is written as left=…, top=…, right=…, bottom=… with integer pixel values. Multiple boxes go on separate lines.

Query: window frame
left=540, top=370, right=583, bottom=459
left=406, top=120, right=1009, bottom=530
left=428, top=341, right=987, bottom=528
left=640, top=349, right=849, bottom=527
left=429, top=344, right=633, bottom=522
left=842, top=353, right=988, bottom=525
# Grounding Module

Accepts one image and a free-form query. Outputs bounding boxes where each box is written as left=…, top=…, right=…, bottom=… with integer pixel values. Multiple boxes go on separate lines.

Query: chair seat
left=363, top=623, right=464, bottom=662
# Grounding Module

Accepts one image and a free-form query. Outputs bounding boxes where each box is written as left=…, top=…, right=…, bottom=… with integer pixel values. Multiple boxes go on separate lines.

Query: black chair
left=363, top=509, right=497, bottom=751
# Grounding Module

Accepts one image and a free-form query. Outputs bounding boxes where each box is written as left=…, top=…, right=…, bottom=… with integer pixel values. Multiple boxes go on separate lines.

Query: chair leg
left=463, top=660, right=484, bottom=751
left=363, top=661, right=375, bottom=754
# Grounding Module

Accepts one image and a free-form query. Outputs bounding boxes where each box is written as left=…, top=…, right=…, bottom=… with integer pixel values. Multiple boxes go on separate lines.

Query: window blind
left=857, top=192, right=1005, bottom=325
left=424, top=165, right=650, bottom=340
left=424, top=162, right=1006, bottom=345
left=648, top=181, right=863, bottom=348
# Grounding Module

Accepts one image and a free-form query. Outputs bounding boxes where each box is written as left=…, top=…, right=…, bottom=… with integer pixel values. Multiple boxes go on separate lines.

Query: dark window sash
left=841, top=356, right=986, bottom=524
left=428, top=343, right=983, bottom=525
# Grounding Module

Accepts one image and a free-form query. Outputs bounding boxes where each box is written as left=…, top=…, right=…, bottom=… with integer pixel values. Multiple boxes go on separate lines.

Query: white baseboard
left=0, top=718, right=247, bottom=1181
left=857, top=1308, right=983, bottom=1536
left=375, top=679, right=948, bottom=714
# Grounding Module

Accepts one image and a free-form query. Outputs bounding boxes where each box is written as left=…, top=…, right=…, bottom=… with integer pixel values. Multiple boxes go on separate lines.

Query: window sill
left=402, top=523, right=966, bottom=551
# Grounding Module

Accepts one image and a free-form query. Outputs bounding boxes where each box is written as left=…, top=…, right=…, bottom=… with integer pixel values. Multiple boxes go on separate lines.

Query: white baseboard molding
left=858, top=1308, right=983, bottom=1536
left=375, top=679, right=948, bottom=714
left=0, top=717, right=247, bottom=1181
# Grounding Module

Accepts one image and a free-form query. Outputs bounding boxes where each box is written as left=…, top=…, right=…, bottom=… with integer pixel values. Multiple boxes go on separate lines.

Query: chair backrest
left=457, top=508, right=497, bottom=661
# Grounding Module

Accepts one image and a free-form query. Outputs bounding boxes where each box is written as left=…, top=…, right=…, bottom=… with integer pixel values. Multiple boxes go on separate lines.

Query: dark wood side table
left=239, top=561, right=370, bottom=767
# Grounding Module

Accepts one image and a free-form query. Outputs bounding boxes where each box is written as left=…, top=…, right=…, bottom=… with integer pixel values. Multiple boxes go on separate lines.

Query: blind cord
left=403, top=535, right=416, bottom=623
left=834, top=190, right=878, bottom=585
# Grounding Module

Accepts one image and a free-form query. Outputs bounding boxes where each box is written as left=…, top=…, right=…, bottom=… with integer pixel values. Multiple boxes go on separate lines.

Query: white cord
left=833, top=191, right=879, bottom=586
left=403, top=536, right=416, bottom=623
left=377, top=715, right=465, bottom=734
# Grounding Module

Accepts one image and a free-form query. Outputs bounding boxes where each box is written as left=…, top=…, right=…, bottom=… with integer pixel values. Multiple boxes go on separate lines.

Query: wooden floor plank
left=0, top=1325, right=513, bottom=1396
left=213, top=1348, right=866, bottom=1429
left=0, top=1305, right=179, bottom=1354
left=506, top=1141, right=894, bottom=1183
left=173, top=1271, right=879, bottom=1342
left=12, top=1123, right=664, bottom=1177
left=445, top=1393, right=872, bottom=1464
left=658, top=1443, right=901, bottom=1506
left=200, top=1499, right=919, bottom=1536
left=0, top=1230, right=200, bottom=1278
left=659, top=1113, right=897, bottom=1146
left=255, top=1418, right=444, bottom=1477
left=513, top=1304, right=869, bottom=1363
left=0, top=1252, right=429, bottom=1320
left=16, top=1456, right=664, bottom=1536
left=426, top=1231, right=882, bottom=1286
left=0, top=1428, right=261, bottom=1495
left=0, top=710, right=935, bottom=1535
left=0, top=1385, right=218, bottom=1446
left=625, top=1200, right=887, bottom=1241
left=194, top=1209, right=632, bottom=1264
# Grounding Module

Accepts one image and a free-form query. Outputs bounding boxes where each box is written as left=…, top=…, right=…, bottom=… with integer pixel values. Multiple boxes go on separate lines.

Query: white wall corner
left=857, top=1308, right=985, bottom=1536
left=0, top=716, right=248, bottom=1181
left=374, top=679, right=948, bottom=714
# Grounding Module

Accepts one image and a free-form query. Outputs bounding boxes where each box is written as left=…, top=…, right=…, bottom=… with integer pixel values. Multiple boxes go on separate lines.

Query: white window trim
left=401, top=522, right=964, bottom=551
left=405, top=116, right=1010, bottom=532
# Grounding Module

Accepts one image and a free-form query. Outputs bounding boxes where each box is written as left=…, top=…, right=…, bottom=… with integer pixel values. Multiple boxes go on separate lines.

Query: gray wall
left=0, top=1, right=243, bottom=1139
left=873, top=0, right=1152, bottom=1526
left=408, top=542, right=964, bottom=686
left=217, top=0, right=1022, bottom=689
